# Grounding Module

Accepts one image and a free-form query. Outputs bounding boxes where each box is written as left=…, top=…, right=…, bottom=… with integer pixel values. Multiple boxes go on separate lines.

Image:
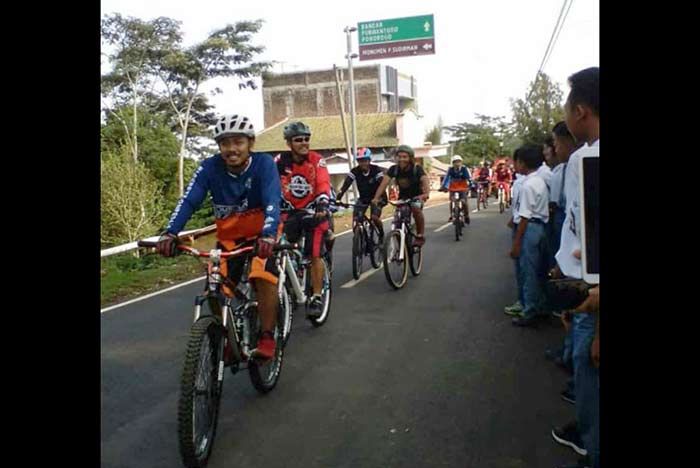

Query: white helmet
left=451, top=155, right=463, bottom=163
left=213, top=114, right=255, bottom=142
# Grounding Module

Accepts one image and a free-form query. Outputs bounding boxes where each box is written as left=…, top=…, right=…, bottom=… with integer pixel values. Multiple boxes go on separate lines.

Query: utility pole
left=344, top=26, right=358, bottom=173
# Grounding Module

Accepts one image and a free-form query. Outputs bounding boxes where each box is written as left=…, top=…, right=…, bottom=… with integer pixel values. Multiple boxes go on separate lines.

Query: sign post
left=358, top=14, right=435, bottom=61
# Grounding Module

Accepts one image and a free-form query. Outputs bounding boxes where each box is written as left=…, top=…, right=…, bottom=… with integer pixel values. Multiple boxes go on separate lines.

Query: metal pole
left=333, top=64, right=359, bottom=202
left=345, top=26, right=358, bottom=173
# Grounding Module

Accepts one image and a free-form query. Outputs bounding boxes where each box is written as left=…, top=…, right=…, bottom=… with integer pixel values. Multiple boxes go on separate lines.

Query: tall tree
left=510, top=71, right=565, bottom=145
left=150, top=20, right=272, bottom=196
left=101, top=14, right=183, bottom=162
left=444, top=114, right=515, bottom=166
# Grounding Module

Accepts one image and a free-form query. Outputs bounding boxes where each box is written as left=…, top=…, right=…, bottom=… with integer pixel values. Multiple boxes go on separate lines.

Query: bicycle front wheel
left=248, top=304, right=285, bottom=394
left=409, top=231, right=423, bottom=276
left=351, top=227, right=364, bottom=280
left=383, top=230, right=408, bottom=289
left=308, top=257, right=332, bottom=327
left=178, top=316, right=226, bottom=468
left=369, top=224, right=383, bottom=269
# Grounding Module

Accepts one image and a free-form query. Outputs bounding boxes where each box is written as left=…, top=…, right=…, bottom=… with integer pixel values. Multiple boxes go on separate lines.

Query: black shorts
left=282, top=212, right=329, bottom=258
left=354, top=199, right=386, bottom=220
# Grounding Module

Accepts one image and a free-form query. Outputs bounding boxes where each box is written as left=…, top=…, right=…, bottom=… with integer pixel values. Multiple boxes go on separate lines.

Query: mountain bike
left=337, top=201, right=383, bottom=279
left=497, top=183, right=507, bottom=213
left=137, top=237, right=291, bottom=468
left=450, top=191, right=466, bottom=241
left=278, top=208, right=333, bottom=329
left=383, top=198, right=423, bottom=289
left=476, top=181, right=489, bottom=211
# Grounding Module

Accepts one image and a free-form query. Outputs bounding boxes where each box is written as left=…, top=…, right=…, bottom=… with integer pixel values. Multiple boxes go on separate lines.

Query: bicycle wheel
left=279, top=282, right=293, bottom=347
left=408, top=229, right=423, bottom=276
left=453, top=205, right=462, bottom=241
left=499, top=191, right=505, bottom=213
left=383, top=230, right=408, bottom=289
left=351, top=227, right=364, bottom=280
left=476, top=191, right=482, bottom=211
left=369, top=224, right=383, bottom=269
left=308, top=257, right=332, bottom=327
left=248, top=304, right=285, bottom=394
left=178, top=316, right=225, bottom=468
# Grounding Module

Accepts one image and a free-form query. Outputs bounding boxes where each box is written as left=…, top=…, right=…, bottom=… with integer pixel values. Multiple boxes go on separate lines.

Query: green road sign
left=358, top=14, right=434, bottom=45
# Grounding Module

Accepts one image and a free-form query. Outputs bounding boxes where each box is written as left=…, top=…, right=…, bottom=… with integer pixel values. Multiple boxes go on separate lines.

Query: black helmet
left=283, top=121, right=312, bottom=140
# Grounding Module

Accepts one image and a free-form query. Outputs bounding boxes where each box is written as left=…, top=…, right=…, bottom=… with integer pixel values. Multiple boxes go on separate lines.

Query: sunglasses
left=291, top=136, right=311, bottom=143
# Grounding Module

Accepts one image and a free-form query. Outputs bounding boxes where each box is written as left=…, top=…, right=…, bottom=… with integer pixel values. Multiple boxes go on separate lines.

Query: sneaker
left=560, top=389, right=576, bottom=405
left=504, top=301, right=523, bottom=314
left=551, top=422, right=588, bottom=456
left=307, top=295, right=323, bottom=319
left=504, top=308, right=524, bottom=317
left=552, top=310, right=563, bottom=318
left=251, top=331, right=276, bottom=361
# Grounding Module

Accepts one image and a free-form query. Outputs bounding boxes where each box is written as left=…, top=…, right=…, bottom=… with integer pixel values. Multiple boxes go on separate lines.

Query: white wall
left=397, top=110, right=425, bottom=148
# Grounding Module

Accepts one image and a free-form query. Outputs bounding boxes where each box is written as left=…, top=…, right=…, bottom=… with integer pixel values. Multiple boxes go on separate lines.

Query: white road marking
left=340, top=266, right=383, bottom=288
left=434, top=222, right=453, bottom=232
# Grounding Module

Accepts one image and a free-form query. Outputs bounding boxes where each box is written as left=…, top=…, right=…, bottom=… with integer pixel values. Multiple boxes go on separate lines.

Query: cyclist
left=275, top=121, right=331, bottom=319
left=475, top=160, right=493, bottom=201
left=493, top=161, right=513, bottom=205
left=439, top=154, right=471, bottom=224
left=336, top=147, right=388, bottom=243
left=156, top=114, right=281, bottom=361
left=371, top=145, right=429, bottom=246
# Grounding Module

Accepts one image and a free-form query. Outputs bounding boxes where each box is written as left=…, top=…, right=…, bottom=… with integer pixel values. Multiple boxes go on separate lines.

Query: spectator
left=544, top=136, right=557, bottom=168
left=504, top=149, right=525, bottom=317
left=550, top=66, right=600, bottom=468
left=509, top=145, right=550, bottom=327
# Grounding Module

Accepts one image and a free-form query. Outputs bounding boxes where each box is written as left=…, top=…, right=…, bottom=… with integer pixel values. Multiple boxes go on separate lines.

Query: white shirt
left=549, top=163, right=566, bottom=208
left=511, top=176, right=524, bottom=220
left=536, top=162, right=553, bottom=190
left=555, top=139, right=599, bottom=278
left=514, top=171, right=549, bottom=224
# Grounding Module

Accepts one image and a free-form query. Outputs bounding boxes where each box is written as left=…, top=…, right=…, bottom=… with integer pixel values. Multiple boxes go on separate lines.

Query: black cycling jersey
left=387, top=163, right=426, bottom=199
left=338, top=164, right=387, bottom=202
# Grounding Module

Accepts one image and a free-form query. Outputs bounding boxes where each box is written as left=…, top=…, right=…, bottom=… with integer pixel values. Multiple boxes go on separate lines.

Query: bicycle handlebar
left=137, top=239, right=298, bottom=258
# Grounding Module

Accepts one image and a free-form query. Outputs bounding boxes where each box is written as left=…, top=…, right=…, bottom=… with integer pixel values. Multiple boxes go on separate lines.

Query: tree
left=101, top=14, right=183, bottom=162
left=425, top=116, right=444, bottom=145
left=101, top=148, right=166, bottom=248
left=510, top=71, right=565, bottom=145
left=444, top=114, right=515, bottom=166
left=150, top=20, right=272, bottom=196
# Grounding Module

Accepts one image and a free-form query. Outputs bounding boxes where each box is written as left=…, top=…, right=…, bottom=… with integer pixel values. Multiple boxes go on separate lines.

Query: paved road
left=101, top=200, right=575, bottom=468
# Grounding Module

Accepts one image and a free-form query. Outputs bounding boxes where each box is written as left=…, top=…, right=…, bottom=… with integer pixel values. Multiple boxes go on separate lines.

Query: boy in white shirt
left=510, top=145, right=550, bottom=327
left=504, top=149, right=526, bottom=316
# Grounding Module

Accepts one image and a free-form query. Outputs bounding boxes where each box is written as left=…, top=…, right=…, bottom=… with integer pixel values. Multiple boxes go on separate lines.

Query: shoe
left=504, top=301, right=523, bottom=314
left=551, top=422, right=588, bottom=456
left=512, top=316, right=538, bottom=327
left=554, top=457, right=590, bottom=468
left=504, top=307, right=524, bottom=317
left=560, top=389, right=576, bottom=405
left=251, top=331, right=276, bottom=361
left=307, top=295, right=323, bottom=319
left=552, top=310, right=563, bottom=318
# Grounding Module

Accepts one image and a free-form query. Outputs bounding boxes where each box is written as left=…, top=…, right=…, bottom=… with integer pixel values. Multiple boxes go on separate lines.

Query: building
left=262, top=65, right=418, bottom=128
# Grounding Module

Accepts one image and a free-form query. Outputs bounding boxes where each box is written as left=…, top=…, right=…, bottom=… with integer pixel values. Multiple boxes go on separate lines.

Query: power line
left=527, top=0, right=570, bottom=101
left=543, top=0, right=575, bottom=70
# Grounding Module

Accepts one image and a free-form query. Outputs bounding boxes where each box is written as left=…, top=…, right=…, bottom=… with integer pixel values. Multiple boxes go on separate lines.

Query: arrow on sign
left=422, top=43, right=433, bottom=51
left=424, top=21, right=431, bottom=32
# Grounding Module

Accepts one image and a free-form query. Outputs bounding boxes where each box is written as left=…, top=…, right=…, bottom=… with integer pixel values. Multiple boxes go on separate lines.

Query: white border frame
left=578, top=145, right=599, bottom=285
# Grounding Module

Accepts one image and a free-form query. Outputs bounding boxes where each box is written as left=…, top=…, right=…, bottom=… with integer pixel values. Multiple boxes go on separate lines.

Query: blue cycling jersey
left=166, top=153, right=282, bottom=240
left=441, top=166, right=472, bottom=190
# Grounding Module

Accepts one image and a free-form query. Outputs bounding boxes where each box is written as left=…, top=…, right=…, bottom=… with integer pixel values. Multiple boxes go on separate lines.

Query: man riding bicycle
left=275, top=121, right=332, bottom=319
left=156, top=114, right=281, bottom=361
left=371, top=145, right=430, bottom=246
left=493, top=161, right=513, bottom=205
left=475, top=161, right=493, bottom=196
left=439, top=154, right=471, bottom=224
left=336, top=147, right=388, bottom=242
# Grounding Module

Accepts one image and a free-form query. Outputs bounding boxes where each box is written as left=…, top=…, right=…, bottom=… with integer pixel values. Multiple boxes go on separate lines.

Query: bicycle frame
left=390, top=200, right=413, bottom=261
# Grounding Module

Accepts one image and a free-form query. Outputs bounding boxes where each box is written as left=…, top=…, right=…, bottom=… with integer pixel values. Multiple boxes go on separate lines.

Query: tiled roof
left=254, top=114, right=400, bottom=152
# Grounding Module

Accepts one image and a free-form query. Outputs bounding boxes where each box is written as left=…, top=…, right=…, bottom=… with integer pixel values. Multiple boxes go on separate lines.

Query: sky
left=101, top=0, right=599, bottom=135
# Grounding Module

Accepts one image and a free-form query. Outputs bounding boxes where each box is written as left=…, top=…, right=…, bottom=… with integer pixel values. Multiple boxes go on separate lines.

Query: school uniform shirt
left=511, top=177, right=524, bottom=221
left=514, top=172, right=550, bottom=224
left=549, top=163, right=566, bottom=208
left=555, top=139, right=599, bottom=279
left=536, top=162, right=553, bottom=190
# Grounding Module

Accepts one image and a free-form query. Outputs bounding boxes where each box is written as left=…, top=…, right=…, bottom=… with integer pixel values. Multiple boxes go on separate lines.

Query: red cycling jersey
left=494, top=168, right=512, bottom=183
left=275, top=151, right=331, bottom=210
